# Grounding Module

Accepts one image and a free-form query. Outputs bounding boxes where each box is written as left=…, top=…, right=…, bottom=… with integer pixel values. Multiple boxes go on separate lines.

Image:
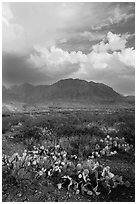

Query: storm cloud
left=2, top=2, right=135, bottom=95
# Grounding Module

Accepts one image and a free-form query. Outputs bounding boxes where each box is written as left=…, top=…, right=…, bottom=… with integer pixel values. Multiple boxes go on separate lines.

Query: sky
left=2, top=2, right=135, bottom=95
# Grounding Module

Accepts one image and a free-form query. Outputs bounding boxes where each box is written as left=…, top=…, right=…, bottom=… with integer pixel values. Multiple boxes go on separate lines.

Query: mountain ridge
left=2, top=78, right=134, bottom=105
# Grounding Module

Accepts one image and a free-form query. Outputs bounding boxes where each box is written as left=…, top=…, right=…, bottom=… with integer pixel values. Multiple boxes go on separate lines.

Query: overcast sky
left=2, top=2, right=135, bottom=95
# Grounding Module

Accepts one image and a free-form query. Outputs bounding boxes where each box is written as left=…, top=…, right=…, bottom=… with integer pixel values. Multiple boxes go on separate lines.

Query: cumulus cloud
left=92, top=32, right=130, bottom=52
left=116, top=48, right=135, bottom=67
left=3, top=31, right=135, bottom=94
left=29, top=32, right=134, bottom=70
left=27, top=45, right=87, bottom=77
left=26, top=32, right=134, bottom=94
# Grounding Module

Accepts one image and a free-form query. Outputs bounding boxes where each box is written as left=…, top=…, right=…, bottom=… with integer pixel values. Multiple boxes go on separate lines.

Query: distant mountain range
left=2, top=78, right=134, bottom=106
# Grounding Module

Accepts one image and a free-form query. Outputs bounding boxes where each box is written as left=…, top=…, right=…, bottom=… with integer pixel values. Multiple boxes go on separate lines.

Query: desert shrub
left=2, top=115, right=19, bottom=133
left=118, top=128, right=135, bottom=145
left=13, top=126, right=43, bottom=149
left=2, top=120, right=11, bottom=134
left=60, top=134, right=99, bottom=158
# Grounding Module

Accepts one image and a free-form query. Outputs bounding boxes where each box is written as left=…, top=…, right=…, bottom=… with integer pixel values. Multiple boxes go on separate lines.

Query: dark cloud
left=2, top=52, right=52, bottom=85
left=2, top=52, right=80, bottom=86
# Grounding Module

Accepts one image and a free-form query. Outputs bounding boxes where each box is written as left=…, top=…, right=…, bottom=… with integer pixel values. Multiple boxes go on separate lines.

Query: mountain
left=2, top=78, right=133, bottom=106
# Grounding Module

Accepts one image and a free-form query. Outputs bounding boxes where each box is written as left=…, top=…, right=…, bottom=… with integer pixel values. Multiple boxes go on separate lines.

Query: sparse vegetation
left=2, top=107, right=135, bottom=201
